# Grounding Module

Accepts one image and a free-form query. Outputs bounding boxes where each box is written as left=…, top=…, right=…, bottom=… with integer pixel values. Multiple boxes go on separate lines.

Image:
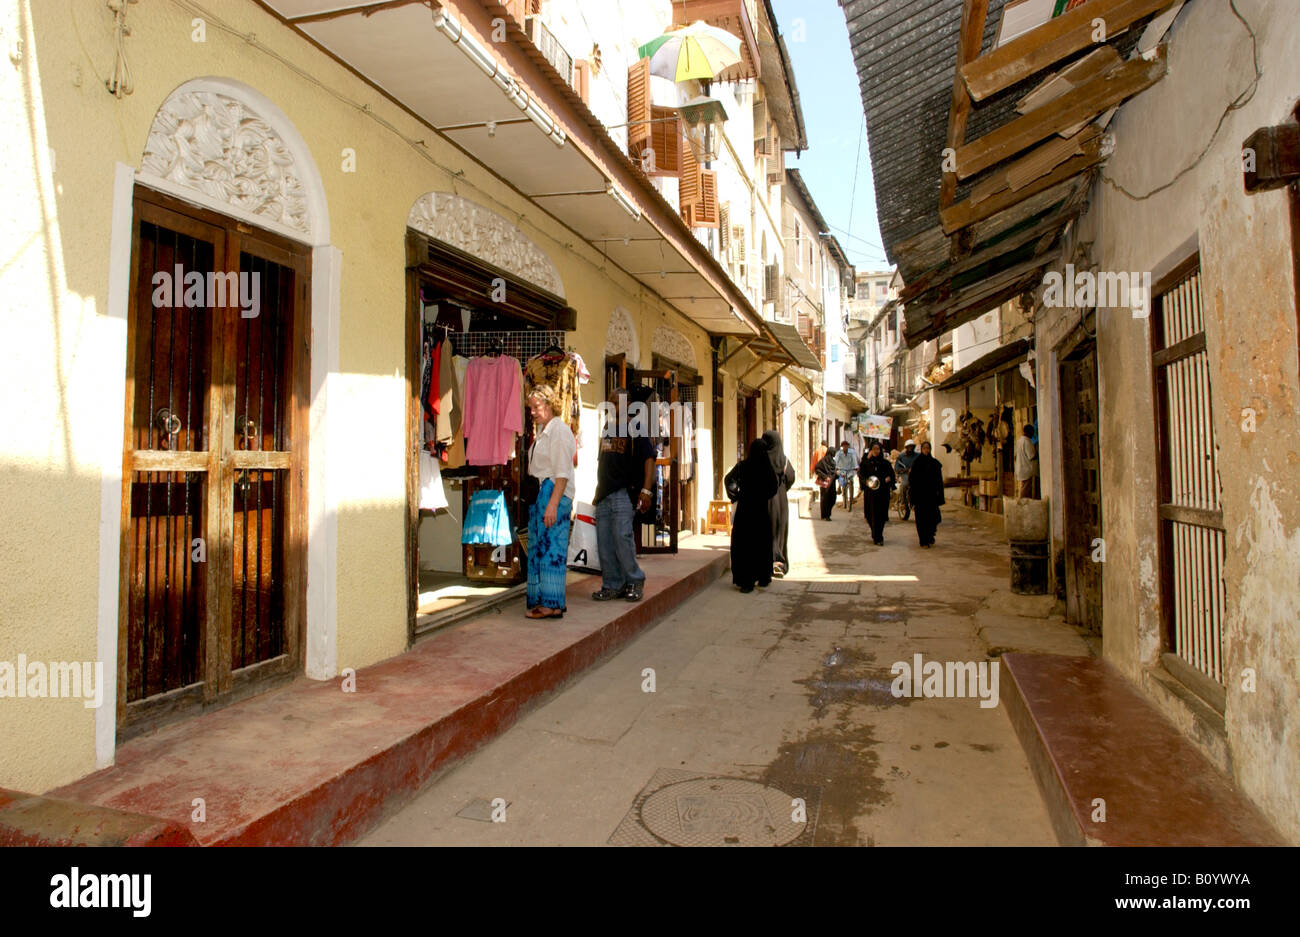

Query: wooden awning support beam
left=757, top=363, right=791, bottom=390
left=941, top=132, right=1104, bottom=233
left=737, top=351, right=776, bottom=384
left=954, top=46, right=1166, bottom=180
left=961, top=0, right=1178, bottom=102
left=1243, top=106, right=1300, bottom=193
left=721, top=336, right=757, bottom=366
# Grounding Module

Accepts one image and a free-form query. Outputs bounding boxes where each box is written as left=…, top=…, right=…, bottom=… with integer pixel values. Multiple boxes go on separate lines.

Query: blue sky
left=771, top=0, right=892, bottom=272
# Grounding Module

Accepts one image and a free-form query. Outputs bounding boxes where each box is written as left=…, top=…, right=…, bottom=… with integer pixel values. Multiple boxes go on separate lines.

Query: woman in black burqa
left=813, top=447, right=838, bottom=519
left=761, top=429, right=796, bottom=577
left=858, top=442, right=896, bottom=546
left=725, top=439, right=779, bottom=592
left=909, top=440, right=946, bottom=547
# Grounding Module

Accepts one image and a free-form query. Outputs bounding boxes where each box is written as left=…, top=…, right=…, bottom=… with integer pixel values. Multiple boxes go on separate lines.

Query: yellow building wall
left=0, top=0, right=713, bottom=791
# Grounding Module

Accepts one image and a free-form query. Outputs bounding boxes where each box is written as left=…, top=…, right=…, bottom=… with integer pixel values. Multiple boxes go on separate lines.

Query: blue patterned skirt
left=527, top=478, right=572, bottom=611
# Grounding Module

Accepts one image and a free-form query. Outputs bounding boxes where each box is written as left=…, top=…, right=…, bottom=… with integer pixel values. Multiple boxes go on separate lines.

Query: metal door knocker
left=156, top=409, right=182, bottom=448
left=236, top=415, right=258, bottom=449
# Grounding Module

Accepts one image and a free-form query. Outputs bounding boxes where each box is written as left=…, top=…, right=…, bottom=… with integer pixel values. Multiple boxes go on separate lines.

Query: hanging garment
left=461, top=489, right=513, bottom=546
left=570, top=351, right=591, bottom=385
left=524, top=353, right=582, bottom=441
left=442, top=355, right=470, bottom=469
left=418, top=447, right=449, bottom=511
left=435, top=336, right=461, bottom=447
left=462, top=354, right=523, bottom=466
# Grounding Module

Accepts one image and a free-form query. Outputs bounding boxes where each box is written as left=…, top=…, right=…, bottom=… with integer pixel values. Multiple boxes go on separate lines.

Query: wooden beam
left=961, top=0, right=1177, bottom=102
left=940, top=0, right=991, bottom=211
left=1243, top=121, right=1300, bottom=194
left=942, top=138, right=1103, bottom=233
left=902, top=206, right=1081, bottom=302
left=968, top=125, right=1102, bottom=205
left=721, top=335, right=756, bottom=366
left=955, top=47, right=1164, bottom=180
left=738, top=351, right=777, bottom=384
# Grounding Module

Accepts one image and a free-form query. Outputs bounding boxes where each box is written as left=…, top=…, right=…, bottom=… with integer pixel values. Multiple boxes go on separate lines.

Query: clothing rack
left=448, top=329, right=566, bottom=360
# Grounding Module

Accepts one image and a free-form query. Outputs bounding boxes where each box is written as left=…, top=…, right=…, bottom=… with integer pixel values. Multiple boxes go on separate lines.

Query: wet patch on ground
left=760, top=727, right=888, bottom=846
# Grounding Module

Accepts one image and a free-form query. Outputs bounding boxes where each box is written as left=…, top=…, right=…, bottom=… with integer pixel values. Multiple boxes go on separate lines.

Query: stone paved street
left=360, top=500, right=1094, bottom=846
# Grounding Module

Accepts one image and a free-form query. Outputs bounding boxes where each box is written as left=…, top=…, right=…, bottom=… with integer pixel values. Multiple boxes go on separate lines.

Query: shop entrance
left=406, top=232, right=577, bottom=640
left=119, top=187, right=309, bottom=733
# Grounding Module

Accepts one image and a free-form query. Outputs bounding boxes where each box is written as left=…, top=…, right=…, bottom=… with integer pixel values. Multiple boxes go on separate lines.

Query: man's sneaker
left=623, top=582, right=644, bottom=602
left=592, top=587, right=624, bottom=601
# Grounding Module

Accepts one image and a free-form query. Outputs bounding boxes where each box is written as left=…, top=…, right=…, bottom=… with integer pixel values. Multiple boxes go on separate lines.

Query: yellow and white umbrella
left=638, top=21, right=743, bottom=83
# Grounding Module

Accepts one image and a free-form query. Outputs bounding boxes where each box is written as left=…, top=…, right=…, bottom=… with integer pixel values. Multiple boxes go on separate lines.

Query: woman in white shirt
left=524, top=384, right=577, bottom=619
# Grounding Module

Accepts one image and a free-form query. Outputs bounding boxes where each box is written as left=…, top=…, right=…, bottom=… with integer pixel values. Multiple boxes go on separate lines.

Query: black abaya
left=858, top=455, right=896, bottom=543
left=761, top=430, right=796, bottom=568
left=726, top=441, right=779, bottom=589
left=909, top=452, right=946, bottom=546
left=814, top=452, right=837, bottom=519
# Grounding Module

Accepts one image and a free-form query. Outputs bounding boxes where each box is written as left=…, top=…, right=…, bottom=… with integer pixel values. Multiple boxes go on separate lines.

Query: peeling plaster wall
left=1071, top=0, right=1300, bottom=841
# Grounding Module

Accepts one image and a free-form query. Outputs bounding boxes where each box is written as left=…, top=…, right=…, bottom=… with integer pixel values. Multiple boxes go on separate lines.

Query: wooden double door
left=1060, top=345, right=1102, bottom=635
left=118, top=188, right=309, bottom=732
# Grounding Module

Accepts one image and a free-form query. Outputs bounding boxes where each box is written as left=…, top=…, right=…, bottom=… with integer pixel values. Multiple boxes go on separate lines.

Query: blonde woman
left=524, top=384, right=576, bottom=619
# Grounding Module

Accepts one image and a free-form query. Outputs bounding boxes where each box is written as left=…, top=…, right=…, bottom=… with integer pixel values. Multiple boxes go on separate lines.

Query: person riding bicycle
left=894, top=439, right=919, bottom=520
left=833, top=440, right=858, bottom=505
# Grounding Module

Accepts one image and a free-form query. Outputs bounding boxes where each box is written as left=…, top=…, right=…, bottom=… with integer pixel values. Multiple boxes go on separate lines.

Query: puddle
left=761, top=729, right=889, bottom=846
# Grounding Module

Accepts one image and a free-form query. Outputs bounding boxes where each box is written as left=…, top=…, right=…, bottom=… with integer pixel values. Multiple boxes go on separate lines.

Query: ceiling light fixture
left=432, top=9, right=566, bottom=146
left=606, top=183, right=642, bottom=221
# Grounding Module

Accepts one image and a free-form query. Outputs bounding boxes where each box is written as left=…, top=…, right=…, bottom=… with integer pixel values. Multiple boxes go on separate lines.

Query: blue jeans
left=595, top=492, right=645, bottom=591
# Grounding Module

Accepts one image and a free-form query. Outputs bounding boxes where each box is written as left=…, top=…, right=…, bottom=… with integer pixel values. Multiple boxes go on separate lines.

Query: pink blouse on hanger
left=462, top=354, right=523, bottom=466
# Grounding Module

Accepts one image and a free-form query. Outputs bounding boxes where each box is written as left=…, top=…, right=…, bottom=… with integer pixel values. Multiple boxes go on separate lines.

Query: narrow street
left=361, top=501, right=1092, bottom=846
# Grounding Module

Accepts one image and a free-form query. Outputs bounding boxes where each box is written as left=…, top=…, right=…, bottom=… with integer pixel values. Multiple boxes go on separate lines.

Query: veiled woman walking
left=858, top=441, right=896, bottom=546
left=813, top=445, right=837, bottom=519
left=725, top=439, right=779, bottom=592
left=761, top=429, right=796, bottom=577
left=909, top=440, right=946, bottom=547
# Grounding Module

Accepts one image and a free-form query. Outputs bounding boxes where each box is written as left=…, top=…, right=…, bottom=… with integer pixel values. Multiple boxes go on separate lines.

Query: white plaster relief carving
left=141, top=91, right=310, bottom=234
left=605, top=307, right=638, bottom=363
left=408, top=192, right=564, bottom=298
left=652, top=325, right=696, bottom=368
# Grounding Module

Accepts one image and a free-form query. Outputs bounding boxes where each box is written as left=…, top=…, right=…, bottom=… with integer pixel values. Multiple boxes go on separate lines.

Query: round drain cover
left=638, top=777, right=804, bottom=846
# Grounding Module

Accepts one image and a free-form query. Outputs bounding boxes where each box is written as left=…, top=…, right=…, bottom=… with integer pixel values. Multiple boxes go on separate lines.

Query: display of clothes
left=462, top=353, right=524, bottom=466
left=418, top=448, right=449, bottom=511
left=461, top=489, right=513, bottom=546
left=419, top=323, right=466, bottom=469
left=524, top=347, right=588, bottom=450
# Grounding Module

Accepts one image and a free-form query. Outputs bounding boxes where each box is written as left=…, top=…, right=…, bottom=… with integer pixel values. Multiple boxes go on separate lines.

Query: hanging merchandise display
left=461, top=488, right=514, bottom=547
left=524, top=342, right=587, bottom=454
left=462, top=349, right=524, bottom=466
left=418, top=448, right=450, bottom=512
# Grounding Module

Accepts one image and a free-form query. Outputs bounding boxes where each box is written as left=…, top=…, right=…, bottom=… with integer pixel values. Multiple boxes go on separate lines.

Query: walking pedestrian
left=834, top=440, right=858, bottom=506
left=1015, top=424, right=1038, bottom=498
left=909, top=440, right=946, bottom=548
left=761, top=429, right=796, bottom=577
left=858, top=441, right=896, bottom=545
left=591, top=386, right=655, bottom=602
left=813, top=445, right=838, bottom=520
left=523, top=385, right=576, bottom=618
left=894, top=438, right=919, bottom=520
left=725, top=439, right=779, bottom=592
left=810, top=440, right=828, bottom=479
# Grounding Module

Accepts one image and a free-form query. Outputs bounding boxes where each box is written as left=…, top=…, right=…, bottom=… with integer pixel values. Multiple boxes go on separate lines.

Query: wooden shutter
left=696, top=169, right=719, bottom=228
left=753, top=99, right=767, bottom=143
left=648, top=106, right=680, bottom=174
left=764, top=263, right=779, bottom=303
left=679, top=130, right=701, bottom=221
left=732, top=225, right=746, bottom=264
left=573, top=59, right=590, bottom=105
left=767, top=146, right=784, bottom=186
left=627, top=57, right=651, bottom=158
left=719, top=204, right=731, bottom=253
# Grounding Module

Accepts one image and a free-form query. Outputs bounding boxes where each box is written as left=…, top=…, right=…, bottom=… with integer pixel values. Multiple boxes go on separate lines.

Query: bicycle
left=893, top=482, right=911, bottom=520
left=838, top=470, right=856, bottom=510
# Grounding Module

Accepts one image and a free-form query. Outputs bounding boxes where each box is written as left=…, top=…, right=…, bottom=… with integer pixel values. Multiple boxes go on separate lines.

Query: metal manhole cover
left=609, top=768, right=821, bottom=846
left=807, top=581, right=861, bottom=595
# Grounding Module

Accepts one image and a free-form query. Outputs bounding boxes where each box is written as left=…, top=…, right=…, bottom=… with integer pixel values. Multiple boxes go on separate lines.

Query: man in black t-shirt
left=592, top=386, right=656, bottom=602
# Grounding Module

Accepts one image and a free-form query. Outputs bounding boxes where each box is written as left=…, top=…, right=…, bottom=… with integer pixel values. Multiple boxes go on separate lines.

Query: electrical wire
left=1101, top=0, right=1260, bottom=201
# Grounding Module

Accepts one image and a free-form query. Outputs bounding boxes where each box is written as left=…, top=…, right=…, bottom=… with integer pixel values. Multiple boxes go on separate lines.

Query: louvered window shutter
left=697, top=170, right=719, bottom=228
left=719, top=204, right=731, bottom=254
left=627, top=58, right=651, bottom=158
left=679, top=130, right=701, bottom=223
left=647, top=106, right=679, bottom=174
